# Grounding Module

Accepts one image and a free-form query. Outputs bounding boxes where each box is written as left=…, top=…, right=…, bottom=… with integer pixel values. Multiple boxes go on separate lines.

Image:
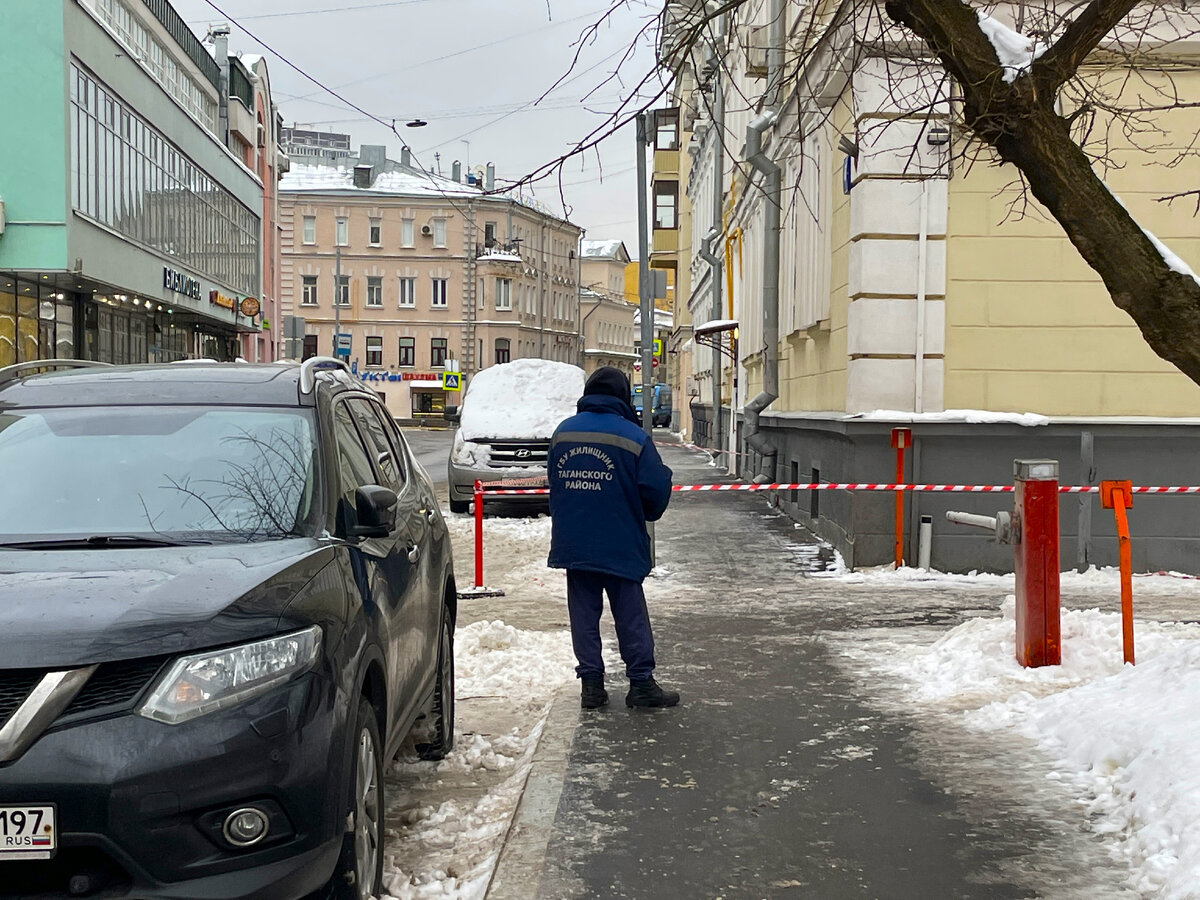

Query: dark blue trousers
left=566, top=570, right=656, bottom=682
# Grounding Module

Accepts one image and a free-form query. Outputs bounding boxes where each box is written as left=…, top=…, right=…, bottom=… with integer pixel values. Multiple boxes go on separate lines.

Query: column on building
left=845, top=56, right=949, bottom=414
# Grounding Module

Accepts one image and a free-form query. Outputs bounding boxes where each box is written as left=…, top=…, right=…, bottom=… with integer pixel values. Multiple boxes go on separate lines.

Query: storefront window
left=17, top=285, right=38, bottom=363
left=0, top=278, right=16, bottom=367
left=411, top=390, right=445, bottom=417
left=56, top=302, right=75, bottom=358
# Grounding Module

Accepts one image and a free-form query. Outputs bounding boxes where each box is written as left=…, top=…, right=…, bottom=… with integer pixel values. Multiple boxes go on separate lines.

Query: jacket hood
left=0, top=540, right=335, bottom=668
left=577, top=392, right=639, bottom=424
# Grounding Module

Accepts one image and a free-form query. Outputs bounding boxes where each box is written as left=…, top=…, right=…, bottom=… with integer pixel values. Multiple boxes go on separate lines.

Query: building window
left=654, top=182, right=678, bottom=230
left=366, top=335, right=383, bottom=367
left=398, top=276, right=415, bottom=307
left=484, top=221, right=497, bottom=247
left=495, top=338, right=510, bottom=364
left=301, top=275, right=318, bottom=306
left=369, top=217, right=381, bottom=246
left=302, top=215, right=316, bottom=244
left=401, top=218, right=414, bottom=247
left=432, top=218, right=447, bottom=248
left=335, top=217, right=348, bottom=246
left=431, top=337, right=448, bottom=367
left=496, top=277, right=512, bottom=310
left=431, top=278, right=448, bottom=308
left=398, top=336, right=414, bottom=367
left=69, top=63, right=259, bottom=296
left=366, top=276, right=382, bottom=307
left=654, top=108, right=680, bottom=150
left=337, top=275, right=350, bottom=306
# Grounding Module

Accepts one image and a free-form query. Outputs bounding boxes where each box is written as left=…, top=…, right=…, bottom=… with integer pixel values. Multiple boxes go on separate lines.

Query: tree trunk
left=885, top=0, right=1200, bottom=386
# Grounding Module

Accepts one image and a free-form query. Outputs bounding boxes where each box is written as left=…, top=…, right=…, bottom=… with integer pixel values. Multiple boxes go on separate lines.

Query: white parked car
left=446, top=359, right=585, bottom=513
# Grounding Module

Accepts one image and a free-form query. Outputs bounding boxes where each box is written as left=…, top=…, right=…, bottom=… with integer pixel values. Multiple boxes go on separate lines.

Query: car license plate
left=0, top=805, right=56, bottom=860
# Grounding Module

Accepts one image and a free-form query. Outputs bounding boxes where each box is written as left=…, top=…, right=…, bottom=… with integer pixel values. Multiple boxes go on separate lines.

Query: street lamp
left=406, top=119, right=427, bottom=128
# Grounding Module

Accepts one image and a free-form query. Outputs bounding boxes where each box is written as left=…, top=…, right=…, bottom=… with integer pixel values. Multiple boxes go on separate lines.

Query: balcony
left=475, top=241, right=524, bottom=261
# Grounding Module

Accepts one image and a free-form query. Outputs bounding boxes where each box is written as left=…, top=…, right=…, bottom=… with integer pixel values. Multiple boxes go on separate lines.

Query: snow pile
left=377, top=620, right=576, bottom=900
left=458, top=359, right=585, bottom=441
left=853, top=408, right=1050, bottom=426
left=836, top=585, right=1200, bottom=898
left=977, top=11, right=1048, bottom=83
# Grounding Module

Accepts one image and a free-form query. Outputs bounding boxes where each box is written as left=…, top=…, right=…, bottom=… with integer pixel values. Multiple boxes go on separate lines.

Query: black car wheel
left=327, top=698, right=383, bottom=900
left=416, top=607, right=455, bottom=760
left=448, top=497, right=470, bottom=514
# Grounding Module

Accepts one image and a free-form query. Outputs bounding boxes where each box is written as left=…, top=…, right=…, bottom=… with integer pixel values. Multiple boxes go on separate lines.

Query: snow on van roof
left=459, top=359, right=585, bottom=441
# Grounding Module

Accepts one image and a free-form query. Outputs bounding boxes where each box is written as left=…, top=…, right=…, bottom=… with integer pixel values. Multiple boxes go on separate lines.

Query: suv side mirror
left=350, top=485, right=397, bottom=538
left=444, top=405, right=460, bottom=423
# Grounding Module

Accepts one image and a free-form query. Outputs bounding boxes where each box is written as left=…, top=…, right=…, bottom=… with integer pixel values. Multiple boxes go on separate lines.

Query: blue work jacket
left=546, top=394, right=673, bottom=581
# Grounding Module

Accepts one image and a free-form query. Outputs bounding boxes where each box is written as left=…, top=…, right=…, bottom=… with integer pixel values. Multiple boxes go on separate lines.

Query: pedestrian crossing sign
left=442, top=372, right=462, bottom=391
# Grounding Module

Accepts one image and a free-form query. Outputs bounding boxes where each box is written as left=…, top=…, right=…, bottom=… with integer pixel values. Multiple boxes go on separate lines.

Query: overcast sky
left=171, top=0, right=665, bottom=252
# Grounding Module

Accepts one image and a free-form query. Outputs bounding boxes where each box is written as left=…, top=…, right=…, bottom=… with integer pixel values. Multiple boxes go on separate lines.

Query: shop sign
left=240, top=296, right=260, bottom=317
left=209, top=289, right=236, bottom=310
left=359, top=371, right=440, bottom=384
left=163, top=267, right=201, bottom=299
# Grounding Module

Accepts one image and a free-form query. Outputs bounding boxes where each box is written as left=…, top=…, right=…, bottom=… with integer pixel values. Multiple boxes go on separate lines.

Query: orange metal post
left=1101, top=480, right=1135, bottom=665
left=891, top=428, right=912, bottom=569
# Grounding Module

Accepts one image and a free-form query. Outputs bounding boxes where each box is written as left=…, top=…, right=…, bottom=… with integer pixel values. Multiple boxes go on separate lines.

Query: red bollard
left=473, top=480, right=484, bottom=589
left=458, top=480, right=505, bottom=599
left=1013, top=460, right=1061, bottom=667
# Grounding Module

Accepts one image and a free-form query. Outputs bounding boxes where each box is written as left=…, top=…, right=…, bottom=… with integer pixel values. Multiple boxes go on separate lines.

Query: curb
left=485, top=685, right=579, bottom=899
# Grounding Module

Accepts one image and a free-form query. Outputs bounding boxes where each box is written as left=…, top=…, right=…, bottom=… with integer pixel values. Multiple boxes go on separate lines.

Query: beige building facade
left=660, top=0, right=1200, bottom=573
left=579, top=240, right=638, bottom=377
left=280, top=145, right=582, bottom=419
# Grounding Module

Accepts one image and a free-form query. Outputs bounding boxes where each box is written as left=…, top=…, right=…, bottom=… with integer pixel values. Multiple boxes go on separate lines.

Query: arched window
left=495, top=338, right=510, bottom=364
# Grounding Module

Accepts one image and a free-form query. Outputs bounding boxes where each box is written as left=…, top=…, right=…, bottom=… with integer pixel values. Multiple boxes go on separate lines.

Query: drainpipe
left=742, top=0, right=784, bottom=483
left=703, top=12, right=726, bottom=464
left=212, top=24, right=230, bottom=147
left=698, top=227, right=723, bottom=455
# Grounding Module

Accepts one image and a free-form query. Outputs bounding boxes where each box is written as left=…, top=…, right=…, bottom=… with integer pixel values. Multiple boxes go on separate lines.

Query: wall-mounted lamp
left=926, top=124, right=950, bottom=146
left=837, top=135, right=859, bottom=159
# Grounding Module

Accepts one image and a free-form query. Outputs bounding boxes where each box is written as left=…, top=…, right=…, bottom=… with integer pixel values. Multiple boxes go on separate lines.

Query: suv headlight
left=138, top=626, right=322, bottom=724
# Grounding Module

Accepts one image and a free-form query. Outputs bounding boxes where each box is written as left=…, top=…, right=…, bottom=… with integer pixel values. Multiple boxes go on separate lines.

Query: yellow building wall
left=624, top=261, right=675, bottom=311
left=777, top=95, right=852, bottom=412
left=945, top=70, right=1200, bottom=416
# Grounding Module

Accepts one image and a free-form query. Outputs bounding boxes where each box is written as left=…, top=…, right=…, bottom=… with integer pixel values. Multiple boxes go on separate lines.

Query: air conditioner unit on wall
left=420, top=224, right=433, bottom=236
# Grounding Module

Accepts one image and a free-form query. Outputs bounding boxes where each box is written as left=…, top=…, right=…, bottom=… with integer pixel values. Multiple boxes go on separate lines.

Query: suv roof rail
left=0, top=359, right=114, bottom=386
left=299, top=356, right=353, bottom=395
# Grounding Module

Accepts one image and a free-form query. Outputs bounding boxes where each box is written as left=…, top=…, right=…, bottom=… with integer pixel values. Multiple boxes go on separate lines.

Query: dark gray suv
left=0, top=358, right=455, bottom=900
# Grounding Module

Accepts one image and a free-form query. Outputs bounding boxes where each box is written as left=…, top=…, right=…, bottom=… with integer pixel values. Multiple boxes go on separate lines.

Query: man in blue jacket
left=548, top=366, right=679, bottom=709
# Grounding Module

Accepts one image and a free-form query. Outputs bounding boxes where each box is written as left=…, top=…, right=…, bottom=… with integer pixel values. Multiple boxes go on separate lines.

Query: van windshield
left=0, top=406, right=319, bottom=543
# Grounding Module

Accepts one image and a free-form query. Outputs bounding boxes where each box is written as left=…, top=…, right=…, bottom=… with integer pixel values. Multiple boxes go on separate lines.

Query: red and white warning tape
left=476, top=483, right=1200, bottom=496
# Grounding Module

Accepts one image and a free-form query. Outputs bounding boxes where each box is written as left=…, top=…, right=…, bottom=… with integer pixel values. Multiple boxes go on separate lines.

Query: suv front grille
left=0, top=670, right=42, bottom=729
left=486, top=439, right=550, bottom=468
left=0, top=656, right=168, bottom=732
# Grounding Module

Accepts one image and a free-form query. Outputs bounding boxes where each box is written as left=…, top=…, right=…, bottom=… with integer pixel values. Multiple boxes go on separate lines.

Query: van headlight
left=138, top=626, right=322, bottom=724
left=451, top=434, right=483, bottom=466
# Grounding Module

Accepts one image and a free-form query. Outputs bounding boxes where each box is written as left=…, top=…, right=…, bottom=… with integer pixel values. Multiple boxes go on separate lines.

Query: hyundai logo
left=515, top=449, right=531, bottom=459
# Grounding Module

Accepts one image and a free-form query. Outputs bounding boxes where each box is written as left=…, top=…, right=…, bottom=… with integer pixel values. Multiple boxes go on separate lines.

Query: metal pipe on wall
left=741, top=0, right=783, bottom=483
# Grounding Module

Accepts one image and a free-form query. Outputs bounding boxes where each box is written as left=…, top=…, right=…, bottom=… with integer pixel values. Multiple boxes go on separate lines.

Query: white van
left=445, top=359, right=585, bottom=513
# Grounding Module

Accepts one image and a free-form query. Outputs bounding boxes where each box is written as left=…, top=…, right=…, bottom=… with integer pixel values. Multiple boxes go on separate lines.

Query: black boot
left=581, top=677, right=608, bottom=709
left=625, top=677, right=680, bottom=708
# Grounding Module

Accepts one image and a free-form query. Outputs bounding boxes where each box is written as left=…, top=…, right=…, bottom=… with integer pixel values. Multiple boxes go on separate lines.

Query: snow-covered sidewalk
left=826, top=563, right=1200, bottom=899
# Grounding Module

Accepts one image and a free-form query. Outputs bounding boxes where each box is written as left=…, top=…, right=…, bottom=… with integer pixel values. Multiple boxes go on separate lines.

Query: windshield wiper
left=0, top=535, right=213, bottom=549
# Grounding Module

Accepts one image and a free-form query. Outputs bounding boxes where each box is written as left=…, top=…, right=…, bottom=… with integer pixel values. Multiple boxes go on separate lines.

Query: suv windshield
left=0, top=406, right=319, bottom=543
